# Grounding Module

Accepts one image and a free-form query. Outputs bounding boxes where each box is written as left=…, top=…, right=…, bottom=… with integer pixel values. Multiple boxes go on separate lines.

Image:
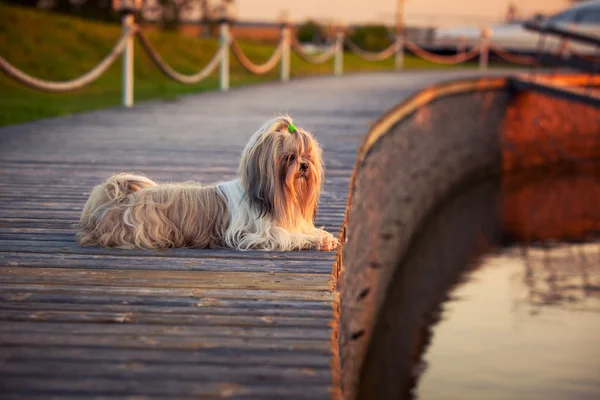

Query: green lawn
left=0, top=3, right=477, bottom=127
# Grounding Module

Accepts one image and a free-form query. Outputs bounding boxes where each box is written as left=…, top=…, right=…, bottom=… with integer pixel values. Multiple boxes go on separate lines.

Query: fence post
left=458, top=35, right=466, bottom=55
left=334, top=30, right=344, bottom=76
left=219, top=19, right=230, bottom=92
left=120, top=8, right=135, bottom=107
left=479, top=27, right=490, bottom=71
left=281, top=24, right=291, bottom=82
left=395, top=33, right=404, bottom=70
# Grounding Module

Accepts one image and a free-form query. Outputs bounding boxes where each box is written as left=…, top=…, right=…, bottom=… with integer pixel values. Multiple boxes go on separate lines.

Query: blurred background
left=3, top=0, right=593, bottom=46
left=1, top=0, right=598, bottom=127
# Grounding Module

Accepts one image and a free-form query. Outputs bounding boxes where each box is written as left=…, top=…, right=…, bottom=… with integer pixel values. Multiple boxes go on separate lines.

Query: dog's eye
left=285, top=155, right=296, bottom=163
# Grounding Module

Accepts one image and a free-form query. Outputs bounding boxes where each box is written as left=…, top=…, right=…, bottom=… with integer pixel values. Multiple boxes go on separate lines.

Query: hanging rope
left=0, top=31, right=130, bottom=92
left=230, top=37, right=284, bottom=75
left=135, top=28, right=225, bottom=84
left=489, top=44, right=538, bottom=65
left=344, top=38, right=398, bottom=62
left=404, top=39, right=481, bottom=65
left=290, top=36, right=337, bottom=64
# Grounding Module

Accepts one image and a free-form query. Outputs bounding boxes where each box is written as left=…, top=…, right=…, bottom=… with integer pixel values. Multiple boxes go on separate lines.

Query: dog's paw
left=316, top=232, right=339, bottom=251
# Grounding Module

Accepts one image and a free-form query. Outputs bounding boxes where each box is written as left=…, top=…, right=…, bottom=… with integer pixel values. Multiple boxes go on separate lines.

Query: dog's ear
left=244, top=158, right=275, bottom=217
left=240, top=134, right=279, bottom=217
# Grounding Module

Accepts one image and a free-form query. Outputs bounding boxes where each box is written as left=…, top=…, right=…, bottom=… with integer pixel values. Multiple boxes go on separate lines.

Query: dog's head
left=239, top=115, right=324, bottom=230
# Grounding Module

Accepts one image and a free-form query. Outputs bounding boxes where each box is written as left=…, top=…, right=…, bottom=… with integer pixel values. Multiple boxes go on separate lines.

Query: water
left=417, top=244, right=600, bottom=400
left=411, top=169, right=600, bottom=399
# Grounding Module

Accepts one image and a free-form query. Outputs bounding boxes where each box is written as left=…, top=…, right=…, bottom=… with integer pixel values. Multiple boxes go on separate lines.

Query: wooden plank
left=0, top=195, right=347, bottom=206
left=0, top=240, right=334, bottom=262
left=0, top=377, right=332, bottom=399
left=0, top=178, right=351, bottom=187
left=0, top=267, right=331, bottom=291
left=0, top=321, right=331, bottom=340
left=0, top=203, right=346, bottom=214
left=0, top=291, right=332, bottom=309
left=0, top=345, right=333, bottom=368
left=0, top=176, right=352, bottom=187
left=0, top=202, right=75, bottom=210
left=0, top=206, right=345, bottom=221
left=0, top=220, right=342, bottom=235
left=0, top=193, right=89, bottom=200
left=0, top=228, right=77, bottom=234
left=0, top=331, right=332, bottom=352
left=0, top=219, right=75, bottom=229
left=0, top=359, right=330, bottom=384
left=0, top=252, right=334, bottom=274
left=0, top=284, right=334, bottom=301
left=0, top=211, right=81, bottom=219
left=0, top=233, right=75, bottom=241
left=0, top=211, right=344, bottom=228
left=0, top=308, right=331, bottom=328
left=0, top=302, right=333, bottom=319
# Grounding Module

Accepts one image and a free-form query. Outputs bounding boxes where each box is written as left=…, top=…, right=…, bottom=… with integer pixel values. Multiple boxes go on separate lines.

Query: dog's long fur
left=76, top=116, right=338, bottom=251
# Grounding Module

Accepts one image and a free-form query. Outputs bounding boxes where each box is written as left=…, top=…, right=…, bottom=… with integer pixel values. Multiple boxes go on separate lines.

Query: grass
left=0, top=3, right=477, bottom=127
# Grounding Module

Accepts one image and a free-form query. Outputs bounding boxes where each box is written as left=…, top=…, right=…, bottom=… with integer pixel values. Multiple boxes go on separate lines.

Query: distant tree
left=2, top=0, right=118, bottom=22
left=297, top=20, right=325, bottom=43
left=199, top=0, right=210, bottom=21
left=1, top=0, right=39, bottom=7
left=142, top=0, right=200, bottom=30
left=195, top=0, right=235, bottom=36
left=348, top=24, right=393, bottom=51
left=211, top=0, right=235, bottom=21
left=1, top=0, right=218, bottom=28
left=505, top=1, right=518, bottom=23
left=77, top=0, right=116, bottom=22
left=49, top=0, right=75, bottom=14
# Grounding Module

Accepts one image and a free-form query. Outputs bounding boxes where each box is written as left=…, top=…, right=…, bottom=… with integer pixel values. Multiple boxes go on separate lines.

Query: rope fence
left=0, top=7, right=589, bottom=107
left=290, top=35, right=339, bottom=65
left=404, top=39, right=482, bottom=65
left=230, top=37, right=285, bottom=75
left=136, top=28, right=226, bottom=84
left=488, top=43, right=538, bottom=65
left=344, top=38, right=398, bottom=62
left=0, top=31, right=130, bottom=92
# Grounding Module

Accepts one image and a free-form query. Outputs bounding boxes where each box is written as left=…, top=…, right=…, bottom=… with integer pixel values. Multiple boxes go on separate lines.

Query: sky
left=232, top=0, right=572, bottom=27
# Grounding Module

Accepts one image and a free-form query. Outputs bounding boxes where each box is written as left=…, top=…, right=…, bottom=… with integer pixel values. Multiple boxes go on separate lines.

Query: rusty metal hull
left=336, top=73, right=600, bottom=400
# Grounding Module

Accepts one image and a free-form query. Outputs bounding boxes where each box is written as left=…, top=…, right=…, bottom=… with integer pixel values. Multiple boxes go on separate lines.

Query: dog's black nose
left=300, top=162, right=309, bottom=171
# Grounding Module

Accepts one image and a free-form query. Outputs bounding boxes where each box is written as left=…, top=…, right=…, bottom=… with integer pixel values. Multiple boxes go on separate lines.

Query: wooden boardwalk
left=0, top=71, right=489, bottom=398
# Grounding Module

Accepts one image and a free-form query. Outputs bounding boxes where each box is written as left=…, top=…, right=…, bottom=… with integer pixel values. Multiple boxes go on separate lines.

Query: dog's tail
left=84, top=173, right=157, bottom=210
left=77, top=173, right=157, bottom=245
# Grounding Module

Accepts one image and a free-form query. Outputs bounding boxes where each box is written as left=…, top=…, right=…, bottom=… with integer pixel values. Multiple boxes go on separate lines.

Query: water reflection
left=411, top=167, right=600, bottom=400
left=501, top=164, right=600, bottom=242
left=518, top=244, right=600, bottom=313
left=416, top=245, right=600, bottom=400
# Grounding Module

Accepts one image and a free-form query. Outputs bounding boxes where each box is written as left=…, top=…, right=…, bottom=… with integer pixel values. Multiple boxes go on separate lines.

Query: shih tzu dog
left=76, top=115, right=338, bottom=251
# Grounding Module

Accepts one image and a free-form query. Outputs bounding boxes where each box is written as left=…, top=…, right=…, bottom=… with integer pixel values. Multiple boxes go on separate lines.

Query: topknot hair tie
left=288, top=123, right=297, bottom=133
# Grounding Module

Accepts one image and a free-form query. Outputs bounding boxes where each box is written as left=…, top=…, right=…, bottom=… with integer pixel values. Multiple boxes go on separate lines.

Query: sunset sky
left=233, top=0, right=571, bottom=27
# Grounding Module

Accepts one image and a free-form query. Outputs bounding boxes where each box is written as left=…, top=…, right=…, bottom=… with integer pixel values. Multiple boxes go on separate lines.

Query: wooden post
left=120, top=9, right=135, bottom=107
left=480, top=27, right=490, bottom=71
left=458, top=35, right=466, bottom=55
left=395, top=33, right=404, bottom=70
left=281, top=24, right=291, bottom=82
left=220, top=20, right=230, bottom=92
left=334, top=31, right=344, bottom=76
left=394, top=0, right=405, bottom=71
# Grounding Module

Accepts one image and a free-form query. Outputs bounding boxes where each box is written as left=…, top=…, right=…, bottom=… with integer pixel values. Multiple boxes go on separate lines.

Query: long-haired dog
left=76, top=116, right=338, bottom=251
